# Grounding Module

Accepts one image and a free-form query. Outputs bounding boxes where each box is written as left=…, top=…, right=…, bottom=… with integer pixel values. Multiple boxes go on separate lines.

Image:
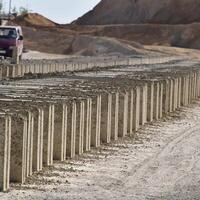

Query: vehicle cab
left=0, top=26, right=23, bottom=60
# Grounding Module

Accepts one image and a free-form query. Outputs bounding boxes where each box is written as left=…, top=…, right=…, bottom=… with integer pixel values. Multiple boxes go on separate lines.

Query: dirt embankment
left=13, top=13, right=57, bottom=27
left=74, top=0, right=200, bottom=25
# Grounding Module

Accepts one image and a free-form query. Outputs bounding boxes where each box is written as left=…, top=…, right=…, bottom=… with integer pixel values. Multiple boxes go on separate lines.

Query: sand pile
left=74, top=0, right=200, bottom=25
left=12, top=13, right=56, bottom=27
left=66, top=35, right=144, bottom=56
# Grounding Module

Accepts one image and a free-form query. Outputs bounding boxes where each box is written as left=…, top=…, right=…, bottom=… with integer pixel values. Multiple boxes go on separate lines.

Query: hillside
left=12, top=13, right=57, bottom=27
left=75, top=0, right=200, bottom=25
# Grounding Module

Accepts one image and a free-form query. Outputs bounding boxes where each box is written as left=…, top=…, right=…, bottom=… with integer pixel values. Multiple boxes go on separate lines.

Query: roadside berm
left=0, top=56, right=200, bottom=192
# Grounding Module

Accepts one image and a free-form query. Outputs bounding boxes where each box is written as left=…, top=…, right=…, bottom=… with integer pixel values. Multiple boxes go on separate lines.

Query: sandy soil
left=1, top=100, right=200, bottom=200
left=22, top=51, right=72, bottom=60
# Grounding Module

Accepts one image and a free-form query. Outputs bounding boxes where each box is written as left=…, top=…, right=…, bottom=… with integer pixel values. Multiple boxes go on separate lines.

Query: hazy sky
left=3, top=0, right=101, bottom=23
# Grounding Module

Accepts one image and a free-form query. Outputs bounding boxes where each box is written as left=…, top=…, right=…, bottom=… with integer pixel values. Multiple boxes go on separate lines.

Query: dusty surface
left=1, top=100, right=200, bottom=200
left=22, top=50, right=73, bottom=60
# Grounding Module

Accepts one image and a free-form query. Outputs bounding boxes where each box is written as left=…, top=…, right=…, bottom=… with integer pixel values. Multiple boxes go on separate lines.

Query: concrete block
left=169, top=79, right=173, bottom=112
left=159, top=82, right=163, bottom=118
left=91, top=95, right=101, bottom=147
left=66, top=102, right=76, bottom=158
left=10, top=115, right=27, bottom=184
left=0, top=115, right=11, bottom=192
left=153, top=82, right=160, bottom=120
left=140, top=84, right=148, bottom=125
left=118, top=92, right=128, bottom=137
left=53, top=104, right=67, bottom=161
left=84, top=98, right=92, bottom=151
left=26, top=111, right=34, bottom=177
left=163, top=79, right=170, bottom=114
left=147, top=82, right=154, bottom=122
left=101, top=93, right=112, bottom=143
left=33, top=108, right=44, bottom=172
left=128, top=89, right=134, bottom=134
left=76, top=101, right=85, bottom=155
left=177, top=77, right=182, bottom=108
left=43, top=105, right=54, bottom=166
left=111, top=92, right=119, bottom=140
left=133, top=86, right=140, bottom=131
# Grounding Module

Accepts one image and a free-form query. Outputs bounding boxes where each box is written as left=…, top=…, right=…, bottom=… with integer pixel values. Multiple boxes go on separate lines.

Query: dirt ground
left=1, top=100, right=200, bottom=200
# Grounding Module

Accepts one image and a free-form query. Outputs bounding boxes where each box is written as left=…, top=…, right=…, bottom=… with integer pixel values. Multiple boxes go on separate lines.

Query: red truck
left=0, top=26, right=23, bottom=63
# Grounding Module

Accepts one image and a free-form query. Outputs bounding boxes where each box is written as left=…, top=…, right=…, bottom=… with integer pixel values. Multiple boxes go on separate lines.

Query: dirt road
left=1, top=100, right=200, bottom=199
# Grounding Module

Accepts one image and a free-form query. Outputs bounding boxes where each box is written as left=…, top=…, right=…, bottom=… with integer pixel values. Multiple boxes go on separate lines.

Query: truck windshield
left=0, top=28, right=17, bottom=39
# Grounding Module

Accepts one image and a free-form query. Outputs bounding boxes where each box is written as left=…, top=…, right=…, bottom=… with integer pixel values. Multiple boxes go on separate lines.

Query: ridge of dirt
left=74, top=0, right=200, bottom=25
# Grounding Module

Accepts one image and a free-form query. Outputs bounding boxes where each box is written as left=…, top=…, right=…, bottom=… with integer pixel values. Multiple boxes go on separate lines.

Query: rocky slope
left=75, top=0, right=200, bottom=25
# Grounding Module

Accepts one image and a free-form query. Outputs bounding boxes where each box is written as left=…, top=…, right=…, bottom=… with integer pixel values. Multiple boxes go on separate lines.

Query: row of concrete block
left=0, top=56, right=179, bottom=79
left=0, top=71, right=200, bottom=192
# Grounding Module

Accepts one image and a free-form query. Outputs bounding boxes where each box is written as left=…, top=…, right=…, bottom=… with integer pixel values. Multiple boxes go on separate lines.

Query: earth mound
left=12, top=13, right=56, bottom=27
left=66, top=35, right=144, bottom=56
left=74, top=0, right=200, bottom=25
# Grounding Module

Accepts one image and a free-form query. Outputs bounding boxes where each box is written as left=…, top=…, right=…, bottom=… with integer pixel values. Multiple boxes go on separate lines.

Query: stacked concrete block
left=1, top=64, right=200, bottom=193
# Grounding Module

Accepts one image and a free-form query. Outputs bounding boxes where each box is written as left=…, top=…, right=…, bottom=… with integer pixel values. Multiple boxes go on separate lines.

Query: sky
left=2, top=0, right=101, bottom=23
